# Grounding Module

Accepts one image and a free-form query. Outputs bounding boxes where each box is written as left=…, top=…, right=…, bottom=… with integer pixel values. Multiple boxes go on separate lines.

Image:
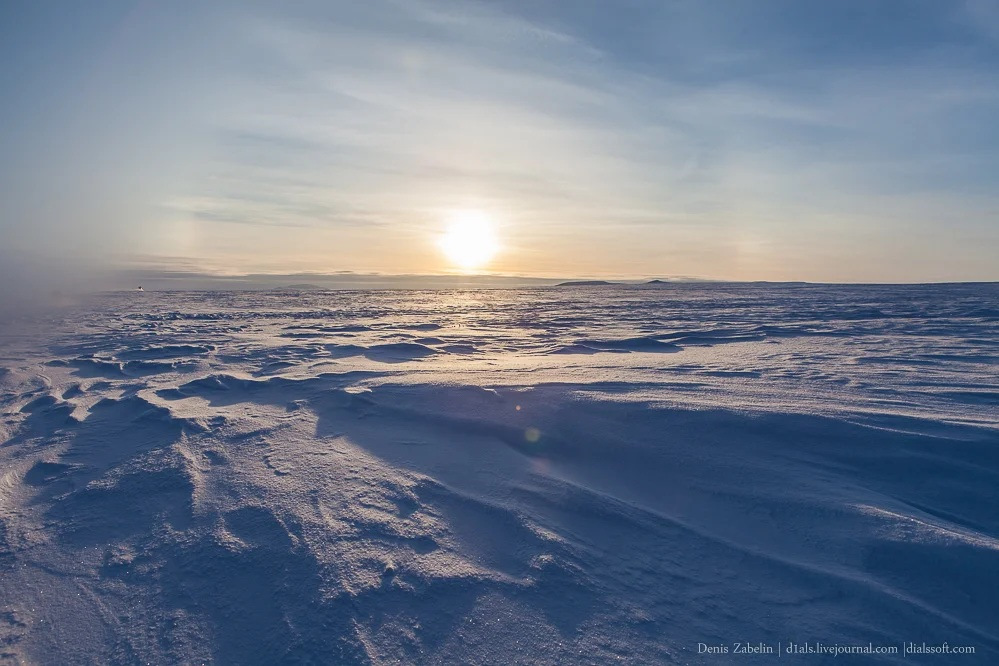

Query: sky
left=1, top=0, right=998, bottom=284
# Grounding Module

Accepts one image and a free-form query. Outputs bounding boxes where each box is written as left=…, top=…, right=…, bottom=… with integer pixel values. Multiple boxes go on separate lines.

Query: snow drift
left=1, top=283, right=997, bottom=663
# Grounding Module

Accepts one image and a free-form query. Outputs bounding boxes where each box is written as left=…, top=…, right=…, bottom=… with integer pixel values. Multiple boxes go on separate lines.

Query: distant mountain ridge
left=556, top=278, right=690, bottom=287
left=555, top=280, right=616, bottom=287
left=282, top=283, right=323, bottom=291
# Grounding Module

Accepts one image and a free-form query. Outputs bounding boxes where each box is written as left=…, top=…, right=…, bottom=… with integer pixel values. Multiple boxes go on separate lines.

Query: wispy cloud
left=2, top=0, right=997, bottom=281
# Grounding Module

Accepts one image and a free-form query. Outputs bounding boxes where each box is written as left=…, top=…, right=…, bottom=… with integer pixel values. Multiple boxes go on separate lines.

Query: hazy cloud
left=1, top=0, right=997, bottom=282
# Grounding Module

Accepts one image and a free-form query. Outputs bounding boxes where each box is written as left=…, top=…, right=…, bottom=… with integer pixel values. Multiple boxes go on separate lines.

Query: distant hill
left=555, top=280, right=617, bottom=287
left=643, top=277, right=719, bottom=285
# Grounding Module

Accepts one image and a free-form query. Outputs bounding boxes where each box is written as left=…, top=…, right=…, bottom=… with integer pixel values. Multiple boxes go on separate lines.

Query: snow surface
left=0, top=283, right=997, bottom=664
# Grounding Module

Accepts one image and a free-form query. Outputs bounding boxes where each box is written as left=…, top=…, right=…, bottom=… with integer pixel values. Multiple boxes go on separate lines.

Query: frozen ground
left=0, top=283, right=997, bottom=664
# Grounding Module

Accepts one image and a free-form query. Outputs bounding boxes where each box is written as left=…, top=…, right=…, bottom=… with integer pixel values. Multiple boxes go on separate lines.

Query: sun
left=438, top=210, right=500, bottom=270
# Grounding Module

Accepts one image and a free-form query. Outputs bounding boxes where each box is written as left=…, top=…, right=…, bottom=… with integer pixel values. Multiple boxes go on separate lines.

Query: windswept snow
left=0, top=283, right=997, bottom=663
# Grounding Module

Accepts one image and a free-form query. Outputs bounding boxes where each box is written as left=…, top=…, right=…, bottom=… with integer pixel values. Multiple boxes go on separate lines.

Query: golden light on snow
left=439, top=210, right=500, bottom=271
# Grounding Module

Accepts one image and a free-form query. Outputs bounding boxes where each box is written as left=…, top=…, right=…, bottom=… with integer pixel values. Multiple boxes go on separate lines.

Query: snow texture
left=0, top=283, right=997, bottom=663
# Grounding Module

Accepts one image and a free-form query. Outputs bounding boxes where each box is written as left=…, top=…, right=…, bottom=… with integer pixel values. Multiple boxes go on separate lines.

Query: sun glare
left=439, top=210, right=499, bottom=270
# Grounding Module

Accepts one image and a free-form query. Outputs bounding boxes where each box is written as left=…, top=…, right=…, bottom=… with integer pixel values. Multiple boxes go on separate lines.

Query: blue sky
left=1, top=0, right=997, bottom=282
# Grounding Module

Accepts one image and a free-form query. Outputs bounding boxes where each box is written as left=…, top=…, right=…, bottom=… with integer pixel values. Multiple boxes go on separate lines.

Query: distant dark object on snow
left=136, top=286, right=143, bottom=291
